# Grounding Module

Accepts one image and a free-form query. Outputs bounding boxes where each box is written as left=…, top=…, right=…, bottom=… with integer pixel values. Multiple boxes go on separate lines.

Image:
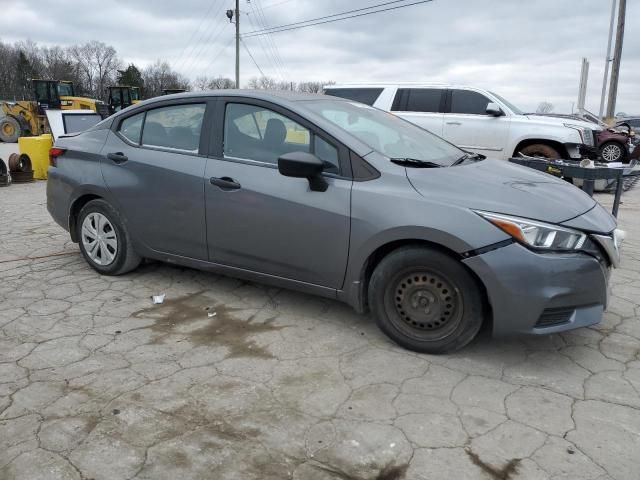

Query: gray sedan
left=47, top=91, right=621, bottom=353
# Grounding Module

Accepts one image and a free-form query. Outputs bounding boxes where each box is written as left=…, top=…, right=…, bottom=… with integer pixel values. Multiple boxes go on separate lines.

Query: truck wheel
left=0, top=117, right=21, bottom=143
left=600, top=141, right=625, bottom=163
left=519, top=144, right=561, bottom=159
left=368, top=246, right=484, bottom=354
left=77, top=199, right=141, bottom=275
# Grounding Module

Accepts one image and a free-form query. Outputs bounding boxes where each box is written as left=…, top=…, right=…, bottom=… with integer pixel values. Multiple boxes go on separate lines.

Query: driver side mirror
left=486, top=102, right=504, bottom=117
left=278, top=151, right=328, bottom=192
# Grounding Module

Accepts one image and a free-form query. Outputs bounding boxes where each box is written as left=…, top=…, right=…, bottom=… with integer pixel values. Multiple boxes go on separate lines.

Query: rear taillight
left=49, top=147, right=66, bottom=167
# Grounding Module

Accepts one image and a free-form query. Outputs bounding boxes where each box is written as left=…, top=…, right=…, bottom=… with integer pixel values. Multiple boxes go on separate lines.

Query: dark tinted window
left=450, top=90, right=491, bottom=115
left=62, top=113, right=101, bottom=134
left=324, top=88, right=383, bottom=106
left=141, top=103, right=206, bottom=152
left=392, top=88, right=442, bottom=113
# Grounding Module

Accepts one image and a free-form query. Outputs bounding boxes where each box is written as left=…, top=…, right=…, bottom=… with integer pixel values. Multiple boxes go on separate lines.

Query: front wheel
left=519, top=144, right=561, bottom=159
left=77, top=199, right=141, bottom=275
left=0, top=117, right=21, bottom=143
left=368, top=247, right=484, bottom=354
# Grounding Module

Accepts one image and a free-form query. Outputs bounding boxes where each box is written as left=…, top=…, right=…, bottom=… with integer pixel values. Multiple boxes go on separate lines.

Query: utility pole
left=577, top=58, right=589, bottom=115
left=226, top=1, right=240, bottom=89
left=606, top=0, right=626, bottom=121
left=235, top=0, right=240, bottom=88
left=599, top=0, right=616, bottom=119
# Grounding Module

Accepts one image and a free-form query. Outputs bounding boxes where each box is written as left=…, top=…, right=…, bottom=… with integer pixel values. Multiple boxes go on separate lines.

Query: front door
left=100, top=101, right=210, bottom=260
left=442, top=89, right=511, bottom=160
left=204, top=99, right=351, bottom=288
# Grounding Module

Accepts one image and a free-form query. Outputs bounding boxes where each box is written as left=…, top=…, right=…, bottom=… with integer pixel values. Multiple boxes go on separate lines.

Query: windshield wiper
left=450, top=152, right=486, bottom=166
left=390, top=157, right=443, bottom=168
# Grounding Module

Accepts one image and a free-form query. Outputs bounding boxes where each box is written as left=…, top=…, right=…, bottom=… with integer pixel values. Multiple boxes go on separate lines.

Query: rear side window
left=450, top=90, right=491, bottom=115
left=118, top=112, right=144, bottom=144
left=141, top=103, right=206, bottom=152
left=324, top=88, right=383, bottom=106
left=392, top=88, right=443, bottom=113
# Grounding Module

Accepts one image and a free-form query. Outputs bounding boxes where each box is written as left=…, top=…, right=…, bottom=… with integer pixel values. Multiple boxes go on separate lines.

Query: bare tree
left=142, top=60, right=190, bottom=98
left=536, top=101, right=554, bottom=114
left=68, top=41, right=119, bottom=98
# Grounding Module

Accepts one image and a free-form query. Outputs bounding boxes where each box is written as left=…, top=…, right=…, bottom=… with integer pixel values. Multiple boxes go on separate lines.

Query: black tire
left=0, top=116, right=21, bottom=143
left=77, top=199, right=141, bottom=275
left=519, top=144, right=561, bottom=159
left=368, top=247, right=484, bottom=354
left=599, top=141, right=626, bottom=163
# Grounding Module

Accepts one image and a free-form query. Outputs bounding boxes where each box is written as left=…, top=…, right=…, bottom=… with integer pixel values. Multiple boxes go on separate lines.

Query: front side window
left=224, top=103, right=311, bottom=164
left=141, top=103, right=206, bottom=152
left=302, top=99, right=462, bottom=167
left=450, top=90, right=492, bottom=115
left=118, top=112, right=145, bottom=144
left=392, top=88, right=442, bottom=113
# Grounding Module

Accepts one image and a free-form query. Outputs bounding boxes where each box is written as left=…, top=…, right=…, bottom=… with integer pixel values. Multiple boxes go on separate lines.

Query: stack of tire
left=7, top=153, right=34, bottom=183
left=0, top=157, right=10, bottom=187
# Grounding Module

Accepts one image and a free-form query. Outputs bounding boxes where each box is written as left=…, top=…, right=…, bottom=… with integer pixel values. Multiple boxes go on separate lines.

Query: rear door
left=390, top=88, right=446, bottom=136
left=442, top=89, right=511, bottom=159
left=203, top=98, right=352, bottom=288
left=100, top=100, right=211, bottom=260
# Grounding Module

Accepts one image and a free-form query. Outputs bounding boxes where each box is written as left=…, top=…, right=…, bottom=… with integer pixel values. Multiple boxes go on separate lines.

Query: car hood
left=406, top=159, right=598, bottom=225
left=520, top=114, right=600, bottom=131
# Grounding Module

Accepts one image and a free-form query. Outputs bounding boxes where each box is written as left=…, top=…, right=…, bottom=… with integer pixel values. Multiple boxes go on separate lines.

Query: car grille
left=535, top=307, right=574, bottom=328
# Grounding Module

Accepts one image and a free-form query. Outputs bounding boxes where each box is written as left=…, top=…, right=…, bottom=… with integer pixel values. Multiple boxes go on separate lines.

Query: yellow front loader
left=0, top=80, right=108, bottom=142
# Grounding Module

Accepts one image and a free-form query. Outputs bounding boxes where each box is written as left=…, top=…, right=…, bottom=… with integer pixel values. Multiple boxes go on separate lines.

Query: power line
left=252, top=0, right=289, bottom=78
left=245, top=3, right=285, bottom=79
left=182, top=12, right=231, bottom=77
left=244, top=0, right=430, bottom=37
left=175, top=1, right=225, bottom=71
left=199, top=35, right=236, bottom=79
left=241, top=38, right=266, bottom=77
left=173, top=0, right=220, bottom=66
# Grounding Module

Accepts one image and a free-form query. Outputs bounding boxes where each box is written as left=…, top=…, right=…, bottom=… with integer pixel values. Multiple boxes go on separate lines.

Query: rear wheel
left=0, top=117, right=21, bottom=143
left=368, top=247, right=484, bottom=354
left=600, top=141, right=625, bottom=163
left=77, top=199, right=141, bottom=275
left=519, top=143, right=561, bottom=159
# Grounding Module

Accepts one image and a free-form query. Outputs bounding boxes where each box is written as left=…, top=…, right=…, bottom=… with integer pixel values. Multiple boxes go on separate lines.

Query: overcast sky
left=2, top=0, right=639, bottom=114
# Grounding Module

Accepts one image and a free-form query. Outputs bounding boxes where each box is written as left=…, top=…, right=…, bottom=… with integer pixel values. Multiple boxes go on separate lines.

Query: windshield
left=130, top=88, right=140, bottom=101
left=57, top=83, right=74, bottom=97
left=489, top=91, right=523, bottom=115
left=302, top=100, right=463, bottom=166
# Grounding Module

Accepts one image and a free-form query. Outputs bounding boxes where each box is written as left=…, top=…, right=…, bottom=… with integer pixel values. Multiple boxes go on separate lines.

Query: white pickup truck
left=324, top=84, right=601, bottom=161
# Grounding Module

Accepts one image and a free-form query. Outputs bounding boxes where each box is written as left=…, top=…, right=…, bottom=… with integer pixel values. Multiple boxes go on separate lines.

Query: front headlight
left=476, top=211, right=587, bottom=251
left=564, top=123, right=594, bottom=147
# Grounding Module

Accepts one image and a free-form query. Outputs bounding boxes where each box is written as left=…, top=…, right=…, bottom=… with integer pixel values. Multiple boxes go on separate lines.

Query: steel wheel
left=81, top=212, right=118, bottom=266
left=386, top=269, right=464, bottom=341
left=601, top=142, right=623, bottom=162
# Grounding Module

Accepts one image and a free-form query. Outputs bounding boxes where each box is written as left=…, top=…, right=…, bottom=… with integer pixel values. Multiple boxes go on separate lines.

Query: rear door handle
left=446, top=121, right=462, bottom=126
left=210, top=176, right=241, bottom=191
left=107, top=152, right=128, bottom=164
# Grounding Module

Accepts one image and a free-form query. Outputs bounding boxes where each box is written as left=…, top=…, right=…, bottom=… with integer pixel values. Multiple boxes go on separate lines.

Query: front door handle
left=107, top=152, right=128, bottom=164
left=446, top=121, right=462, bottom=126
left=210, top=176, right=241, bottom=191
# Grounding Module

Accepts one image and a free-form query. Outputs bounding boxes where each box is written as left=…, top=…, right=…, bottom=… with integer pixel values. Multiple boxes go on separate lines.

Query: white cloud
left=1, top=0, right=638, bottom=113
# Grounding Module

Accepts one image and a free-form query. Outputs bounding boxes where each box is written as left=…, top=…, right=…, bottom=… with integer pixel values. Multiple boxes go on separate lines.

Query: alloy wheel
left=601, top=143, right=623, bottom=162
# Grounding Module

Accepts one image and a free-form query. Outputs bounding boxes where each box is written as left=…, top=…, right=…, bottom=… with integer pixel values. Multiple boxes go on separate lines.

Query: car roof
left=324, top=83, right=479, bottom=90
left=109, top=89, right=376, bottom=157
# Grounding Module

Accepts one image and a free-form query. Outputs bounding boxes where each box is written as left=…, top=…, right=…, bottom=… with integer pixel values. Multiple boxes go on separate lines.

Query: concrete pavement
left=0, top=150, right=639, bottom=479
